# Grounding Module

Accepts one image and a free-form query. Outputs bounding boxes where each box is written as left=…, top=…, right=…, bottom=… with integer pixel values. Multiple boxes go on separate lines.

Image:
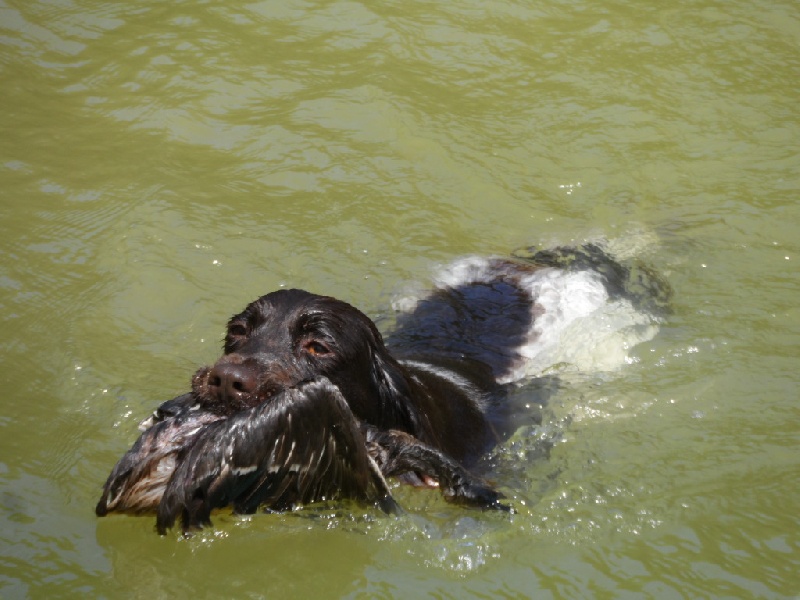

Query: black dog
left=96, top=244, right=669, bottom=533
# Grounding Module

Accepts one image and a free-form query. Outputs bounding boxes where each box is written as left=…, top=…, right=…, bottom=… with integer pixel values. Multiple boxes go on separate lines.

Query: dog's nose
left=207, top=362, right=259, bottom=403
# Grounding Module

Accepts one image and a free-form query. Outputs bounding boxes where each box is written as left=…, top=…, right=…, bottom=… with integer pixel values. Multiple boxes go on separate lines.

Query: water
left=1, top=0, right=798, bottom=597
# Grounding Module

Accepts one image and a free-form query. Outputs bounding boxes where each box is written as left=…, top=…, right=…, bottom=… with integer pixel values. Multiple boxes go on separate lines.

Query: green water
left=1, top=0, right=798, bottom=597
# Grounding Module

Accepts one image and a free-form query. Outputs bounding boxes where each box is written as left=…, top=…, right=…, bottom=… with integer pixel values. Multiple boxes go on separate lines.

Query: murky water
left=1, top=0, right=798, bottom=597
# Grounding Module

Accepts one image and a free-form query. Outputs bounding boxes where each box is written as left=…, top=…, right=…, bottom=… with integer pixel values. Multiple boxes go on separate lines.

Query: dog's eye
left=228, top=323, right=248, bottom=338
left=304, top=340, right=331, bottom=356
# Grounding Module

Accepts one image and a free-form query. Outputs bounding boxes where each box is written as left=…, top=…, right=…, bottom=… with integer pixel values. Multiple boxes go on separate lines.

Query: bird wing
left=156, top=377, right=398, bottom=534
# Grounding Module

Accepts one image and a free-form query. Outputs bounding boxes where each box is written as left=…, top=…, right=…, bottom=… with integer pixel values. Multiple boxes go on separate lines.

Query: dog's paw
left=444, top=478, right=513, bottom=513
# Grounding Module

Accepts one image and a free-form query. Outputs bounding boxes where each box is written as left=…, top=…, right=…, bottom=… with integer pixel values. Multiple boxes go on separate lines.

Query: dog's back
left=387, top=244, right=671, bottom=385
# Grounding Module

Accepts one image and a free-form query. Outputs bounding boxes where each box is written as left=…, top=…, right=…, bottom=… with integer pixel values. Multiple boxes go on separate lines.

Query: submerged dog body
left=96, top=244, right=669, bottom=532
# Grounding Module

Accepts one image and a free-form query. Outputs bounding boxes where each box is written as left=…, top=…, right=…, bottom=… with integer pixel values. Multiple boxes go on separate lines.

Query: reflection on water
left=1, top=0, right=798, bottom=597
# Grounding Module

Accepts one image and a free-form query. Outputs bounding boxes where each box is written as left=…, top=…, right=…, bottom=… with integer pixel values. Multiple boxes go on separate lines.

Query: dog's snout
left=207, top=361, right=259, bottom=402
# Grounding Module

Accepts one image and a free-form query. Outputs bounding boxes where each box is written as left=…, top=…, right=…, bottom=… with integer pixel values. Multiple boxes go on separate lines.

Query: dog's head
left=192, top=289, right=414, bottom=428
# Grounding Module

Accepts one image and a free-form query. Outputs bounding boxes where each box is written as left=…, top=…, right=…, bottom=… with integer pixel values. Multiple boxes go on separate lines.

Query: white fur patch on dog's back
left=394, top=256, right=660, bottom=383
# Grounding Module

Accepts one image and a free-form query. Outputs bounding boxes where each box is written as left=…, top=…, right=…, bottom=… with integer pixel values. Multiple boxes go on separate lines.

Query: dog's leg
left=363, top=426, right=511, bottom=512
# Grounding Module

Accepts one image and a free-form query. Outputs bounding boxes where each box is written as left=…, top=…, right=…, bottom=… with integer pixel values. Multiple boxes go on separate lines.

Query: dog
left=96, top=244, right=669, bottom=533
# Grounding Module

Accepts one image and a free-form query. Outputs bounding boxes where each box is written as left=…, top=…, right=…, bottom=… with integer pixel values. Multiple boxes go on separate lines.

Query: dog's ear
left=367, top=348, right=425, bottom=432
left=369, top=348, right=408, bottom=403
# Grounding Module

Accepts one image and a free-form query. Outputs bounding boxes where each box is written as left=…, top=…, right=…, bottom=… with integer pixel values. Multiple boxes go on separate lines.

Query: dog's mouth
left=190, top=359, right=290, bottom=416
left=397, top=471, right=440, bottom=488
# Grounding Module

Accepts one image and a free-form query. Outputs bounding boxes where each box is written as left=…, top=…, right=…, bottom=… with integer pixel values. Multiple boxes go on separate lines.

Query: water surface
left=1, top=0, right=798, bottom=597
